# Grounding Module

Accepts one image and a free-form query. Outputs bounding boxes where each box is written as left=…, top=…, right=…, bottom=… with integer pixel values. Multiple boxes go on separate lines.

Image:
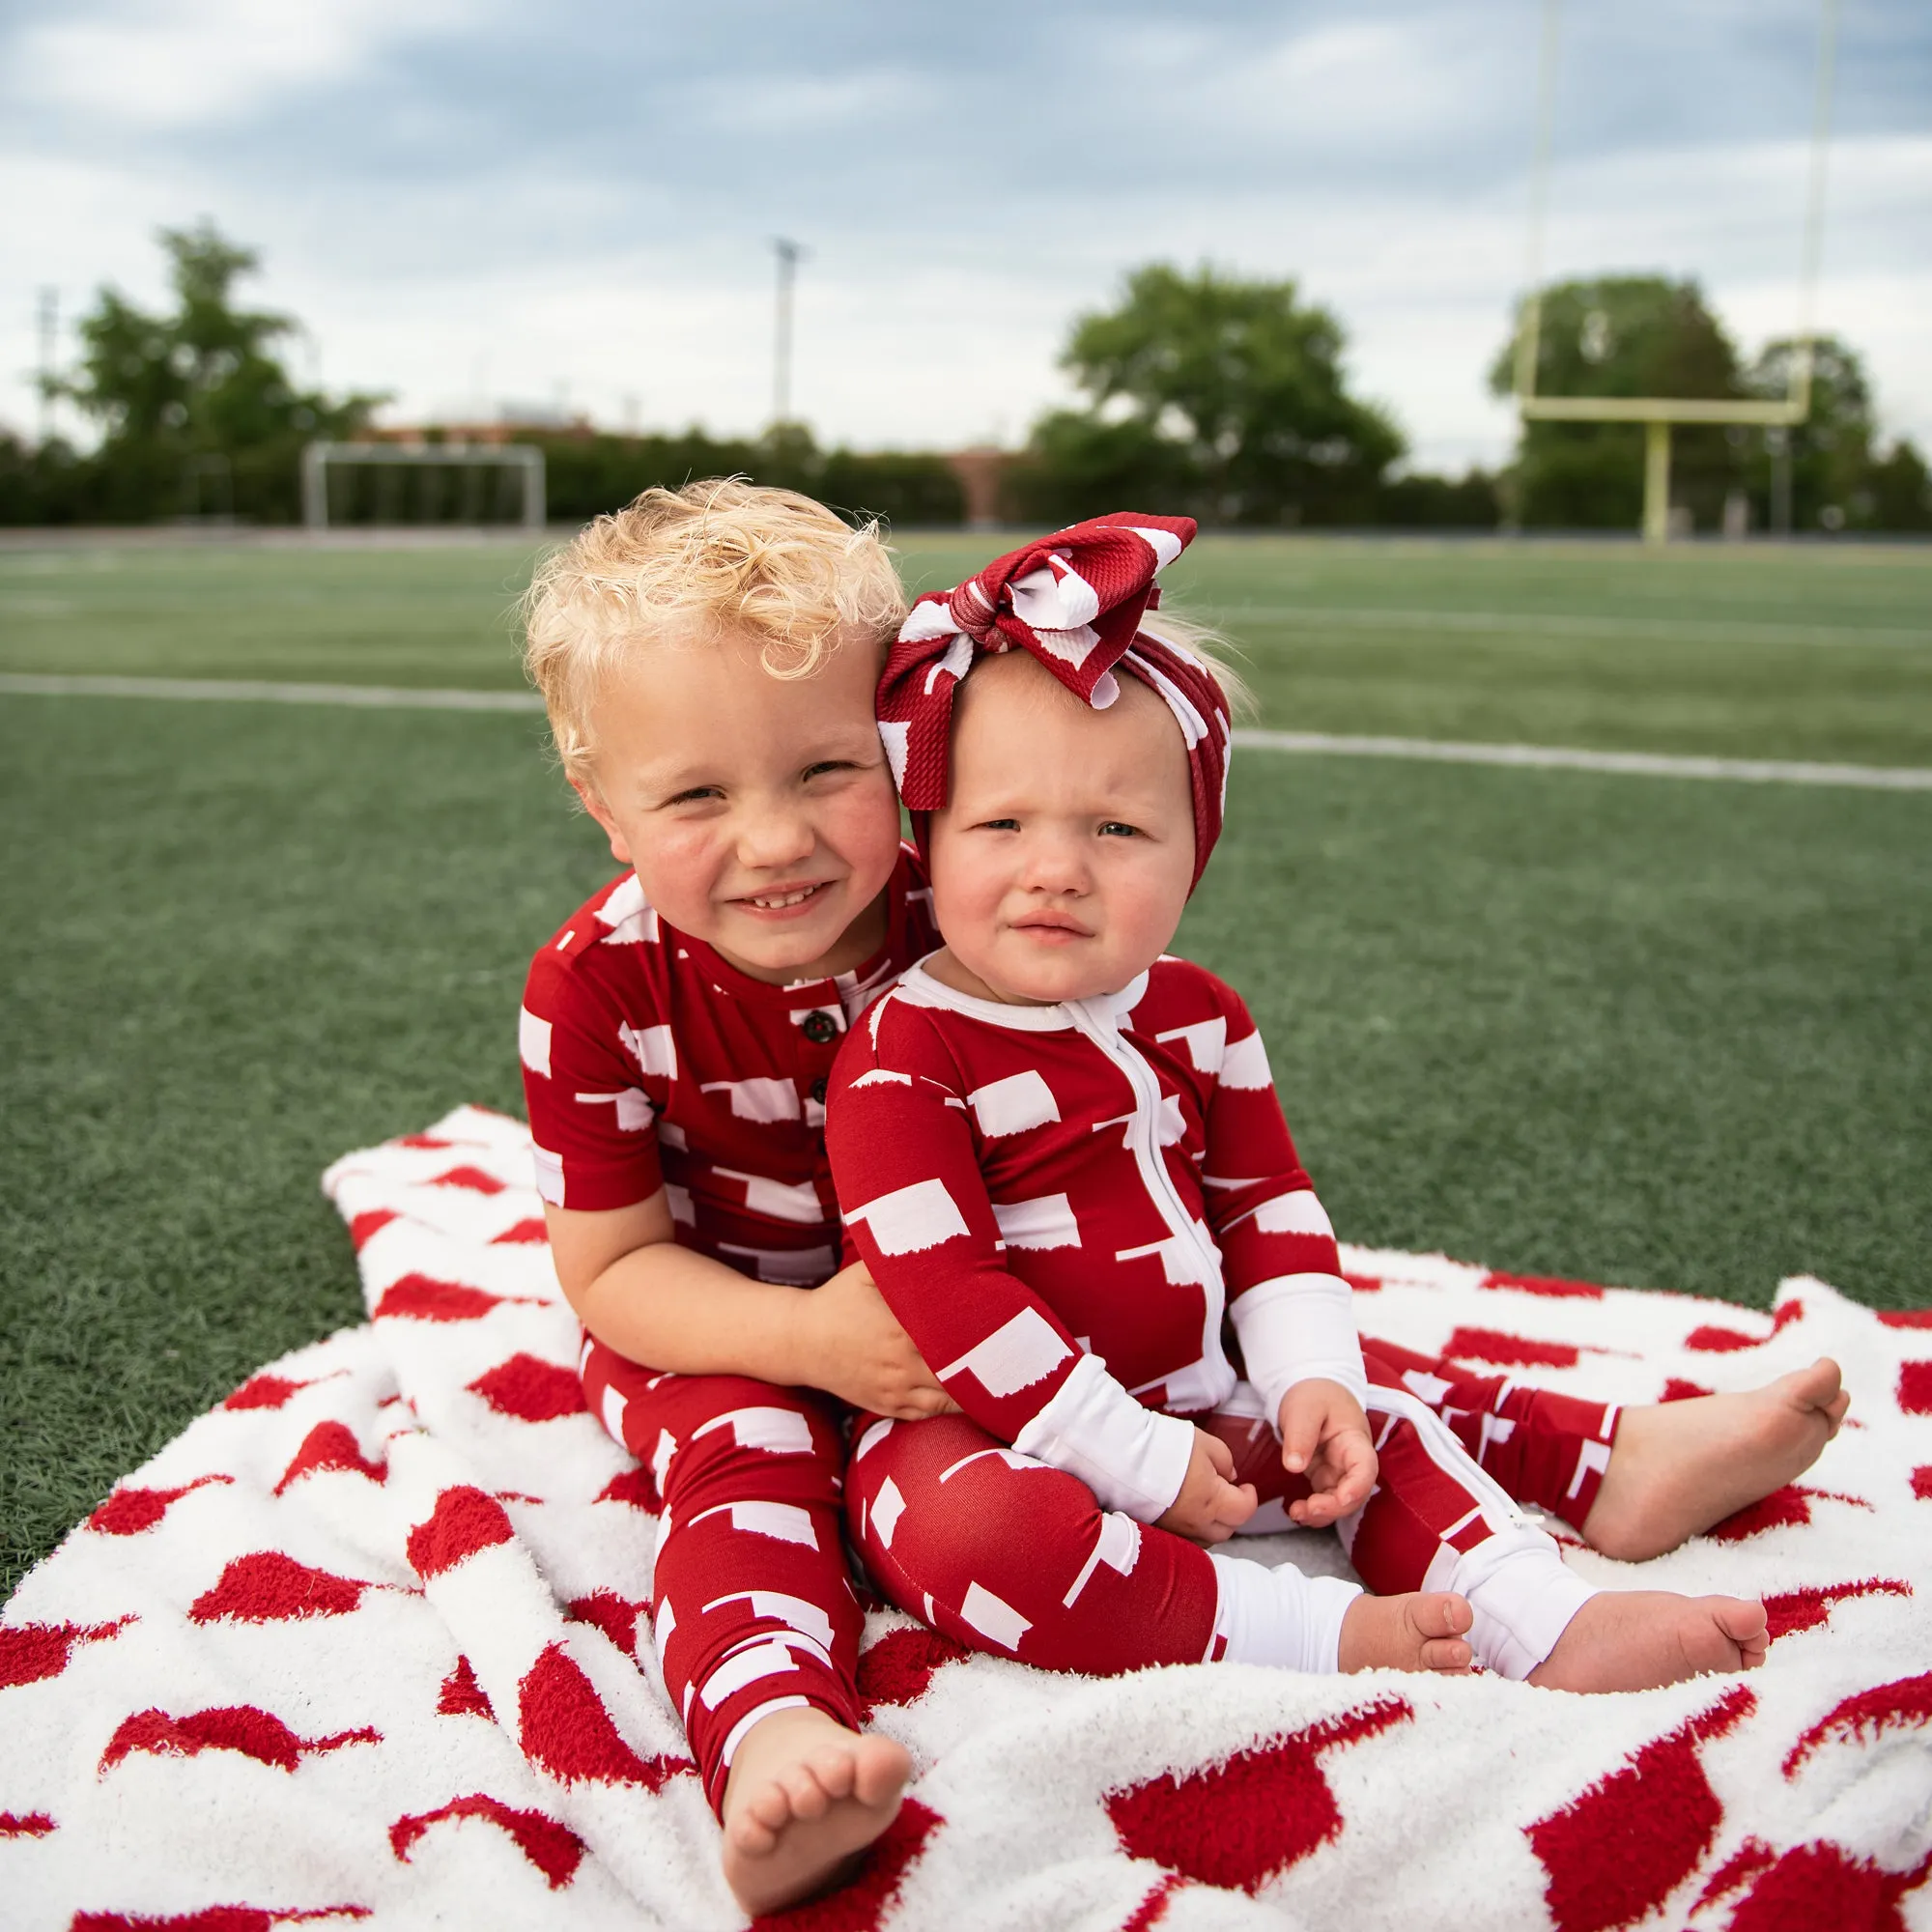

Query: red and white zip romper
left=827, top=957, right=1612, bottom=1680
left=519, top=851, right=938, bottom=1813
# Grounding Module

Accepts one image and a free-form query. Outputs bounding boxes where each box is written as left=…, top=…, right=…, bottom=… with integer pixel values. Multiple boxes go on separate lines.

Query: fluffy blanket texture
left=3, top=1105, right=1929, bottom=1931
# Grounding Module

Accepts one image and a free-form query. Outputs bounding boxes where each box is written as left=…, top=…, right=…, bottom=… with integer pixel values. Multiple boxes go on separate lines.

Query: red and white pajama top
left=825, top=957, right=1368, bottom=1522
left=519, top=849, right=939, bottom=1269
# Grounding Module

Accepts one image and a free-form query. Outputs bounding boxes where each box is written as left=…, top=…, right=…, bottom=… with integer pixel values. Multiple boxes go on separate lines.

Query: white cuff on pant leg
left=1437, top=1525, right=1598, bottom=1681
left=1210, top=1551, right=1362, bottom=1675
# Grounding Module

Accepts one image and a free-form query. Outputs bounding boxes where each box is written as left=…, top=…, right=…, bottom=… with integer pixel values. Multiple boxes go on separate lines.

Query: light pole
left=771, top=238, right=807, bottom=428
left=37, top=287, right=58, bottom=445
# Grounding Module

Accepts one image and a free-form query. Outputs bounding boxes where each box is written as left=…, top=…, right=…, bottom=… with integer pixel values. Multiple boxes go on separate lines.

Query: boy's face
left=928, top=653, right=1196, bottom=1007
left=575, top=625, right=903, bottom=983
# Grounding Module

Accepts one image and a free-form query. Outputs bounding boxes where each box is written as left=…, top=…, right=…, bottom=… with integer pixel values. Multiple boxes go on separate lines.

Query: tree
left=1863, top=438, right=1932, bottom=533
left=1490, top=276, right=1744, bottom=529
left=1745, top=334, right=1890, bottom=533
left=1014, top=265, right=1404, bottom=526
left=57, top=219, right=379, bottom=523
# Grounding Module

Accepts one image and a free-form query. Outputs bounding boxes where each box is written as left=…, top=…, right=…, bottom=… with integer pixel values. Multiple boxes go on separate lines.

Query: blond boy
left=520, top=481, right=938, bottom=1913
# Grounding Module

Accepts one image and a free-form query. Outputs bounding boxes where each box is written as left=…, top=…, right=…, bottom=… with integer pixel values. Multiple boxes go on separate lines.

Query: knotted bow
left=876, top=513, right=1231, bottom=891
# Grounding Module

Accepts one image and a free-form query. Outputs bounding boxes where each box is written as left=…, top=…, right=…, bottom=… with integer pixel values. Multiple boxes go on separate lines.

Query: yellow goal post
left=1512, top=0, right=1839, bottom=541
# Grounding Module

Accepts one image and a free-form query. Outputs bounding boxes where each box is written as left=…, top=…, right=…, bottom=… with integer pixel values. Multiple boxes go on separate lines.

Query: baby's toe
left=780, top=1765, right=833, bottom=1821
left=809, top=1747, right=859, bottom=1803
left=728, top=1804, right=782, bottom=1855
left=1415, top=1592, right=1472, bottom=1638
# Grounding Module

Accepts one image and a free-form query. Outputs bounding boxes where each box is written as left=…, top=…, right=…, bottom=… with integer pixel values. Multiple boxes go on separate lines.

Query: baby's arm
left=544, top=1199, right=952, bottom=1418
left=1199, top=992, right=1376, bottom=1522
left=827, top=1013, right=1210, bottom=1526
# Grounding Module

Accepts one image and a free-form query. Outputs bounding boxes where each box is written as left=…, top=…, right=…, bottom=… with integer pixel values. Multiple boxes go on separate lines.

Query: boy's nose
left=734, top=807, right=816, bottom=871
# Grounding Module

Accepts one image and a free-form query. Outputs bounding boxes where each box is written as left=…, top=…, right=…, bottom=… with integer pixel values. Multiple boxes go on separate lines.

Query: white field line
left=1198, top=605, right=1932, bottom=648
left=3, top=671, right=1928, bottom=793
left=0, top=672, right=544, bottom=713
left=1233, top=728, right=1932, bottom=792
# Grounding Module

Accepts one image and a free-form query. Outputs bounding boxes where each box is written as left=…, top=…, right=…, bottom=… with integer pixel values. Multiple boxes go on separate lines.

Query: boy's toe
left=1717, top=1597, right=1768, bottom=1642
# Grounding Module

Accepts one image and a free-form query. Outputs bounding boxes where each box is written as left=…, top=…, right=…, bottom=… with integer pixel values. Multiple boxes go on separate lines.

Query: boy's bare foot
left=1337, top=1591, right=1475, bottom=1674
left=1580, top=1359, right=1849, bottom=1561
left=1527, top=1591, right=1767, bottom=1692
left=720, top=1706, right=912, bottom=1917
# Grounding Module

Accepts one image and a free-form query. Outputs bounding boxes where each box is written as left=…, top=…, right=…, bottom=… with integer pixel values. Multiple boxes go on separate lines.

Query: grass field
left=5, top=534, right=1932, bottom=765
left=4, top=530, right=1929, bottom=1598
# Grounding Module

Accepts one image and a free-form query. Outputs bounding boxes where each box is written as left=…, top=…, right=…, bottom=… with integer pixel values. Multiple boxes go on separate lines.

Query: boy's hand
left=1156, top=1428, right=1259, bottom=1545
left=799, top=1263, right=959, bottom=1419
left=1278, top=1379, right=1378, bottom=1527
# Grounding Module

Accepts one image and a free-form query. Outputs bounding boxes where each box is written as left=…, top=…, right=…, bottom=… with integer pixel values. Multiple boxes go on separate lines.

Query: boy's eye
left=665, top=785, right=723, bottom=806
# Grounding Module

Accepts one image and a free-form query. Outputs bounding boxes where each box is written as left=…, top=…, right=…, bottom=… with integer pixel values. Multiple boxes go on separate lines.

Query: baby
left=828, top=513, right=1841, bottom=1688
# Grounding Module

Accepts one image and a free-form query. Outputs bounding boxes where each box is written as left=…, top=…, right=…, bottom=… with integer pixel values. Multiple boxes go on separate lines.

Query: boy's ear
left=571, top=776, right=634, bottom=866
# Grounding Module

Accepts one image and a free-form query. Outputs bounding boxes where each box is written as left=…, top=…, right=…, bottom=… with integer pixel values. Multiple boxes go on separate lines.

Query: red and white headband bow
left=876, top=512, right=1231, bottom=892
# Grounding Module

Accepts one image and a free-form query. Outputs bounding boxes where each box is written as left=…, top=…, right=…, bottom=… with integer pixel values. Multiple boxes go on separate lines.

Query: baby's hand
left=801, top=1263, right=959, bottom=1419
left=1278, top=1380, right=1377, bottom=1527
left=1156, top=1428, right=1259, bottom=1545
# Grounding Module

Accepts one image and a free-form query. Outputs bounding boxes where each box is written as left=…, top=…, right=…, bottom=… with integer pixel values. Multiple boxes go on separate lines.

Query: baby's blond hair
left=522, top=478, right=907, bottom=786
left=1134, top=611, right=1256, bottom=721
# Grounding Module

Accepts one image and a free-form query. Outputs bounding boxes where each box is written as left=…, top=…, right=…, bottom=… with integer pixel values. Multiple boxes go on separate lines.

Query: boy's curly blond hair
left=522, top=478, right=907, bottom=786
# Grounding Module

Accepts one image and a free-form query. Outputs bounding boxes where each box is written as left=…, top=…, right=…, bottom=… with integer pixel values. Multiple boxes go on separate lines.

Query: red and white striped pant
left=580, top=1341, right=865, bottom=1816
left=849, top=1338, right=1619, bottom=1684
left=582, top=1333, right=1619, bottom=1808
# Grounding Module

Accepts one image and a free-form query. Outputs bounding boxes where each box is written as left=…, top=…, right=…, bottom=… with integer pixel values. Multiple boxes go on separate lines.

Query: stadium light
left=1514, top=0, right=1839, bottom=542
left=772, top=238, right=809, bottom=428
left=37, top=287, right=57, bottom=445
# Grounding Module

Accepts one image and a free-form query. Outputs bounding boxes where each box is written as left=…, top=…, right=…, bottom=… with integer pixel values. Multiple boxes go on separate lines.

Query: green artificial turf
left=0, top=696, right=612, bottom=1597
left=5, top=533, right=1931, bottom=767
left=3, top=531, right=1928, bottom=1599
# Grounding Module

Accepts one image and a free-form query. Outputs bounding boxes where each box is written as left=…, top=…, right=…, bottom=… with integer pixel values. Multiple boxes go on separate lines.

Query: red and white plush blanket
left=3, top=1105, right=1929, bottom=1931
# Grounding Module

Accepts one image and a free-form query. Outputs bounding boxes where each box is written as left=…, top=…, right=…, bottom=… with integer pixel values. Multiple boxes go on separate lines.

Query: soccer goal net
left=299, top=440, right=546, bottom=531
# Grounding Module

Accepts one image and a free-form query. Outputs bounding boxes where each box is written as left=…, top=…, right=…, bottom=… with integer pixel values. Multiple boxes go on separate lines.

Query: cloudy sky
left=4, top=0, right=1927, bottom=471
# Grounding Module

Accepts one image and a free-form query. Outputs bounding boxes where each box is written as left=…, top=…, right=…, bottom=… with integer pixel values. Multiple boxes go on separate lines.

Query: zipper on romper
left=1066, top=992, right=1225, bottom=1296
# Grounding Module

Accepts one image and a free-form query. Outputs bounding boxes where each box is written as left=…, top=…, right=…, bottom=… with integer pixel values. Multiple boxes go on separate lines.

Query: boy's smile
left=574, top=624, right=903, bottom=983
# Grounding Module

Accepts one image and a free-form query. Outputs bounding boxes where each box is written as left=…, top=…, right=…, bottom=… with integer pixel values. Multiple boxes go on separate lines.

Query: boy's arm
left=1199, top=992, right=1368, bottom=1421
left=827, top=1018, right=1196, bottom=1522
left=544, top=1197, right=952, bottom=1416
left=522, top=936, right=949, bottom=1415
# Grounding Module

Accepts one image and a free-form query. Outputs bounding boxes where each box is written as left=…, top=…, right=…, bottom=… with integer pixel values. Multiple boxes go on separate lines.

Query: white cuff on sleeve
left=1011, top=1351, right=1197, bottom=1522
left=1229, top=1272, right=1369, bottom=1425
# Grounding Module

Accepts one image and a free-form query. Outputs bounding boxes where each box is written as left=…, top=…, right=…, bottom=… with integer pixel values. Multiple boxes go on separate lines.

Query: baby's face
left=927, top=652, right=1196, bottom=1007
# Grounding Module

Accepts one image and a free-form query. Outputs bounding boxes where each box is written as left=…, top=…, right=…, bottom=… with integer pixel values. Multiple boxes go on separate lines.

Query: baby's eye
left=802, top=760, right=858, bottom=781
left=977, top=817, right=1021, bottom=832
left=1098, top=821, right=1141, bottom=838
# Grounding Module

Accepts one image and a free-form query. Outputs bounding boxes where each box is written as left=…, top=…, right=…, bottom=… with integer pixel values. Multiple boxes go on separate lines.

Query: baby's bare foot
left=1528, top=1591, right=1767, bottom=1693
left=1581, top=1358, right=1848, bottom=1560
left=1337, top=1591, right=1474, bottom=1674
left=720, top=1706, right=911, bottom=1917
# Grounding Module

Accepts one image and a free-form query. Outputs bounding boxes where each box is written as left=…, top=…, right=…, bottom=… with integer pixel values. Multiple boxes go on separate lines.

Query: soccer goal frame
left=1512, top=0, right=1839, bottom=542
left=299, top=440, right=546, bottom=532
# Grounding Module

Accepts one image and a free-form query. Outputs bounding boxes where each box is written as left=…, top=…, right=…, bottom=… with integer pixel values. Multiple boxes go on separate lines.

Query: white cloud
left=14, top=0, right=478, bottom=131
left=0, top=0, right=1925, bottom=469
